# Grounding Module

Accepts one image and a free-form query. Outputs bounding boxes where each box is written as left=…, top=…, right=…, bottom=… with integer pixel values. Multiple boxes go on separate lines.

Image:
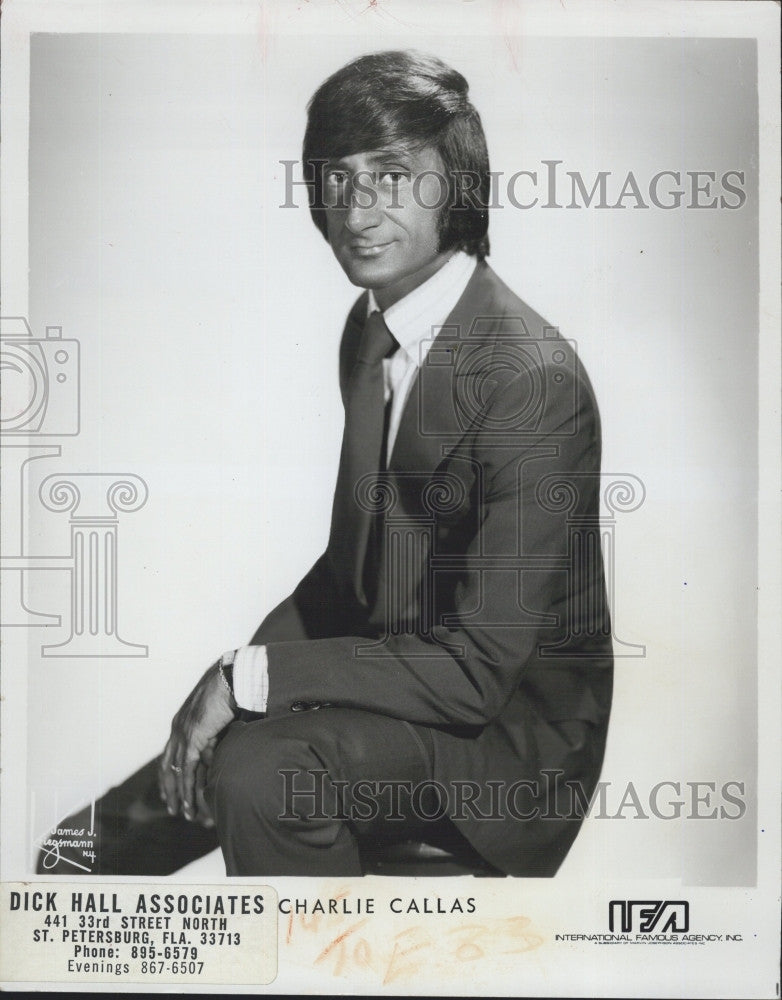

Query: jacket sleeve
left=263, top=365, right=606, bottom=728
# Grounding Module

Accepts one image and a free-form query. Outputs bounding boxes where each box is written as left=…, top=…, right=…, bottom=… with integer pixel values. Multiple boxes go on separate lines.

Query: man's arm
left=261, top=366, right=606, bottom=728
left=159, top=360, right=607, bottom=817
left=158, top=656, right=236, bottom=821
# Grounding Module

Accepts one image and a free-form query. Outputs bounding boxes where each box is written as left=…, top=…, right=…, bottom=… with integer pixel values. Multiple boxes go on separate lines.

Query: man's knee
left=206, top=721, right=337, bottom=828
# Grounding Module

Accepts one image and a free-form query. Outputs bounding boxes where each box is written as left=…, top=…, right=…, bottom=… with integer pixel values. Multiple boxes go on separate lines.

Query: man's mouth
left=349, top=242, right=392, bottom=258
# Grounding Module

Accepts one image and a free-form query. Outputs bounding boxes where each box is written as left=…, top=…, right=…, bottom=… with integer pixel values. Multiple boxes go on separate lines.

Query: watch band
left=217, top=651, right=237, bottom=704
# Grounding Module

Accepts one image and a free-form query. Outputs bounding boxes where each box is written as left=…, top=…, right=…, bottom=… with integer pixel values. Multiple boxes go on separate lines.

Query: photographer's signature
left=36, top=800, right=96, bottom=872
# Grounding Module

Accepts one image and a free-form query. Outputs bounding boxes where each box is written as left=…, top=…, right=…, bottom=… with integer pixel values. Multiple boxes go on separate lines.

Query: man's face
left=323, top=145, right=455, bottom=310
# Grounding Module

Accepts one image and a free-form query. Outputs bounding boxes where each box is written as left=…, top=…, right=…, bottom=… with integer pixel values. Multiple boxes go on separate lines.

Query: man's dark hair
left=303, top=50, right=491, bottom=260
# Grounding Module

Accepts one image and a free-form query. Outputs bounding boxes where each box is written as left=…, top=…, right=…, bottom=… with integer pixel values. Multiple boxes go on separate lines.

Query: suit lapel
left=389, top=261, right=503, bottom=472
left=339, top=292, right=369, bottom=401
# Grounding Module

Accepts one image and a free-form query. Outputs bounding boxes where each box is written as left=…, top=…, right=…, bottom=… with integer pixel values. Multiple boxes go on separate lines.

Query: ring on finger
left=170, top=764, right=183, bottom=773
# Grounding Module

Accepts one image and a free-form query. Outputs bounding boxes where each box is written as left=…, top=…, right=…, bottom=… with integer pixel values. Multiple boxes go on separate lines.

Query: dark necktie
left=328, top=310, right=397, bottom=605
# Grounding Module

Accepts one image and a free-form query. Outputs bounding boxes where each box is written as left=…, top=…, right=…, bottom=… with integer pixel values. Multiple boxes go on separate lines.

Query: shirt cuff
left=232, top=644, right=269, bottom=713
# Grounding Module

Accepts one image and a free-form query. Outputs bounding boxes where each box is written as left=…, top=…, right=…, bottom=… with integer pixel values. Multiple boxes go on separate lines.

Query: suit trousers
left=207, top=555, right=468, bottom=876
left=205, top=706, right=440, bottom=876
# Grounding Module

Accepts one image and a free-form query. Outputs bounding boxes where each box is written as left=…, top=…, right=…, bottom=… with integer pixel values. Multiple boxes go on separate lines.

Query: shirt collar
left=367, top=251, right=477, bottom=359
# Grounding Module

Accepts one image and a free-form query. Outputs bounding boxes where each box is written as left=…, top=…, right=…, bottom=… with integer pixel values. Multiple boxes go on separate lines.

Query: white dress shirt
left=232, top=250, right=477, bottom=713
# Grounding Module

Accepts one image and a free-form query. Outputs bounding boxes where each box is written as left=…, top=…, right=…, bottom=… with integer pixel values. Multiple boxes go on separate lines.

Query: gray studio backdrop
left=24, top=32, right=757, bottom=884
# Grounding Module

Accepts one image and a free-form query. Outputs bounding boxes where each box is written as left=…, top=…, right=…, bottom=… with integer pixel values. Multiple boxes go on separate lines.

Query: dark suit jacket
left=252, top=260, right=613, bottom=876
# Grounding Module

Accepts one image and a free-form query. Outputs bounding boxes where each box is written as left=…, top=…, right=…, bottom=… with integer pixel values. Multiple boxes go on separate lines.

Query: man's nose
left=344, top=175, right=382, bottom=234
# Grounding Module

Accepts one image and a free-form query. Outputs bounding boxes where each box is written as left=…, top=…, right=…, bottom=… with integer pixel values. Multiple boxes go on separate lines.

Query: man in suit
left=158, top=50, right=613, bottom=877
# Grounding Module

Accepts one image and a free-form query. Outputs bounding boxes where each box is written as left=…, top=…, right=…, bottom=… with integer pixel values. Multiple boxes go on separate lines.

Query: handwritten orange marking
left=284, top=910, right=546, bottom=982
left=383, top=926, right=432, bottom=985
left=314, top=918, right=371, bottom=977
left=446, top=923, right=488, bottom=961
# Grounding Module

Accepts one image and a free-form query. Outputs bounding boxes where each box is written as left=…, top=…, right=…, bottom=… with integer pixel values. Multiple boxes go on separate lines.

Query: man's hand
left=158, top=660, right=236, bottom=822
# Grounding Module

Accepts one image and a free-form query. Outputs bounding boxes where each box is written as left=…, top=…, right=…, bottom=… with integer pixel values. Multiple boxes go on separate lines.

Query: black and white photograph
left=1, top=0, right=779, bottom=995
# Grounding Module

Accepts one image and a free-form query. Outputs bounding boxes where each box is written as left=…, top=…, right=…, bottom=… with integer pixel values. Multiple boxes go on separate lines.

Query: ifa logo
left=608, top=900, right=690, bottom=934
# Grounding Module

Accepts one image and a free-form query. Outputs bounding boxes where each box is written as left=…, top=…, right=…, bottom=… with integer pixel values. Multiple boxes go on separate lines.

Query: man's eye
left=325, top=170, right=349, bottom=186
left=378, top=170, right=410, bottom=186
